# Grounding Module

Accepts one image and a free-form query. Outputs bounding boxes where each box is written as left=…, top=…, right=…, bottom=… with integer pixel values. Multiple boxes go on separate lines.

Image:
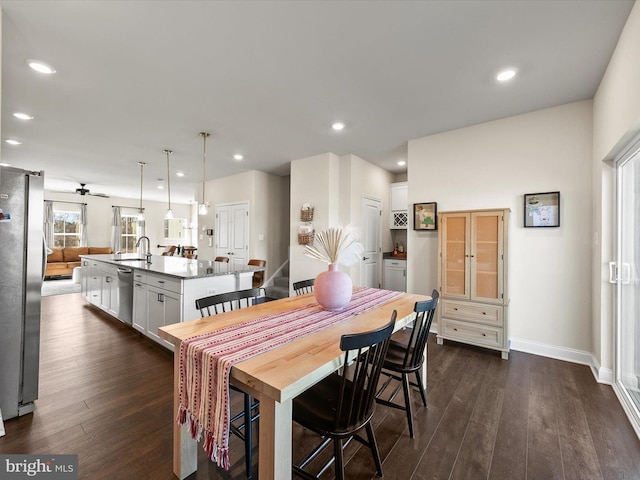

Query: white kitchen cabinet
left=390, top=182, right=408, bottom=229
left=96, top=263, right=119, bottom=318
left=82, top=255, right=256, bottom=351
left=132, top=280, right=148, bottom=333
left=146, top=285, right=181, bottom=350
left=81, top=258, right=91, bottom=300
left=383, top=258, right=406, bottom=292
left=436, top=208, right=510, bottom=359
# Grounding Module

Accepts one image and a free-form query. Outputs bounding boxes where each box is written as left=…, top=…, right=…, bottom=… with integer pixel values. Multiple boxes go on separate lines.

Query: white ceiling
left=0, top=0, right=634, bottom=203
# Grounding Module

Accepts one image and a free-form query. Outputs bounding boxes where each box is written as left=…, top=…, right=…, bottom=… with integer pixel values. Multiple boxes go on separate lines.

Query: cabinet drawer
left=384, top=259, right=407, bottom=268
left=133, top=271, right=147, bottom=283
left=146, top=272, right=182, bottom=294
left=441, top=299, right=503, bottom=327
left=441, top=319, right=503, bottom=348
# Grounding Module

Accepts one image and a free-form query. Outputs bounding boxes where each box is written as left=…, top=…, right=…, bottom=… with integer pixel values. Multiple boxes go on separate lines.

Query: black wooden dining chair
left=292, top=311, right=397, bottom=480
left=195, top=288, right=262, bottom=479
left=195, top=288, right=262, bottom=316
left=292, top=278, right=315, bottom=295
left=375, top=290, right=439, bottom=438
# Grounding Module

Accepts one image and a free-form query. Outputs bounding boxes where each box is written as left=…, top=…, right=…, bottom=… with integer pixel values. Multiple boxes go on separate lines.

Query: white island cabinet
left=81, top=254, right=261, bottom=351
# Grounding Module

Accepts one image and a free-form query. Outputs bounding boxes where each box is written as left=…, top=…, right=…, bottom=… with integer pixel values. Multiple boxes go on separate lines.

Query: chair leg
left=244, top=394, right=253, bottom=479
left=415, top=370, right=427, bottom=406
left=365, top=422, right=383, bottom=477
left=402, top=373, right=415, bottom=438
left=333, top=438, right=345, bottom=480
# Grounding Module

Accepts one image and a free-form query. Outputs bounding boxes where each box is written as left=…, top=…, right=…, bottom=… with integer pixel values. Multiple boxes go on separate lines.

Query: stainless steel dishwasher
left=117, top=267, right=134, bottom=324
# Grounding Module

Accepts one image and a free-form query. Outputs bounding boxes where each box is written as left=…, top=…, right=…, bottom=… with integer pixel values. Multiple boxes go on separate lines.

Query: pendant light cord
left=138, top=162, right=145, bottom=213
left=200, top=132, right=210, bottom=206
left=164, top=149, right=172, bottom=212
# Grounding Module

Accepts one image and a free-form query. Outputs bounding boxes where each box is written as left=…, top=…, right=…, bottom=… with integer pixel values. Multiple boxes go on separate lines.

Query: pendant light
left=137, top=161, right=146, bottom=221
left=163, top=149, right=173, bottom=219
left=198, top=132, right=210, bottom=215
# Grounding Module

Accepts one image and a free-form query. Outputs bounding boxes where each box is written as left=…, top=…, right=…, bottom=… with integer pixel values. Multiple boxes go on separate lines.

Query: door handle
left=363, top=256, right=369, bottom=260
left=609, top=262, right=617, bottom=284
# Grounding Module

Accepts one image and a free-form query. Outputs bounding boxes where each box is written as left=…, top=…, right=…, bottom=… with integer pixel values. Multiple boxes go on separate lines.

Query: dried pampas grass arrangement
left=304, top=226, right=363, bottom=267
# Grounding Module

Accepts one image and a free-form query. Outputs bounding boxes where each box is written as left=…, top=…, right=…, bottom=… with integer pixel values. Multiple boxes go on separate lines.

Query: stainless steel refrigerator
left=0, top=166, right=45, bottom=420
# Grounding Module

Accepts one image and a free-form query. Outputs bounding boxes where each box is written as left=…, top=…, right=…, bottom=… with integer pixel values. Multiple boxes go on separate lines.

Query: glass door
left=615, top=143, right=640, bottom=426
left=441, top=213, right=469, bottom=299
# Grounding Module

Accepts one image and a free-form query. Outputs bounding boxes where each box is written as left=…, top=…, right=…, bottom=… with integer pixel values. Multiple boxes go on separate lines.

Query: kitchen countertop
left=383, top=252, right=407, bottom=260
left=80, top=254, right=264, bottom=280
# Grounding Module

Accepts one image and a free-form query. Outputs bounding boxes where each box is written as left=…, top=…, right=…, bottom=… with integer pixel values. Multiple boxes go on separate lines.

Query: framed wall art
left=413, top=202, right=437, bottom=230
left=524, top=191, right=560, bottom=227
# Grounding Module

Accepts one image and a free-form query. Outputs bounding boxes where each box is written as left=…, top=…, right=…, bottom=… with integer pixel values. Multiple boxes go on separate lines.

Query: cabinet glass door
left=441, top=214, right=469, bottom=298
left=471, top=212, right=502, bottom=303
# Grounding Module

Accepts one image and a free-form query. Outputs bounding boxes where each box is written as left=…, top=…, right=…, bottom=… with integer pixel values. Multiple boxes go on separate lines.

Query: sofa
left=45, top=246, right=112, bottom=278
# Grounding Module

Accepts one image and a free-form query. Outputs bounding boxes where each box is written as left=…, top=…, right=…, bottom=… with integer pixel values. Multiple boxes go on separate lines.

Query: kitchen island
left=80, top=254, right=264, bottom=350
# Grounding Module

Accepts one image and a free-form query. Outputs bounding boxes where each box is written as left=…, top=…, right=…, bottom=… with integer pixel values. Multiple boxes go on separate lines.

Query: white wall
left=344, top=154, right=394, bottom=285
left=198, top=170, right=289, bottom=280
left=290, top=153, right=393, bottom=289
left=44, top=190, right=192, bottom=254
left=290, top=153, right=340, bottom=288
left=592, top=1, right=640, bottom=373
left=407, top=100, right=593, bottom=353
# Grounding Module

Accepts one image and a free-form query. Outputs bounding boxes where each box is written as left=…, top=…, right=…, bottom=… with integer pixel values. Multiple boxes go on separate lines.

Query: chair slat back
left=293, top=278, right=315, bottom=295
left=335, top=311, right=396, bottom=432
left=402, top=290, right=439, bottom=370
left=214, top=256, right=230, bottom=263
left=195, top=288, right=262, bottom=317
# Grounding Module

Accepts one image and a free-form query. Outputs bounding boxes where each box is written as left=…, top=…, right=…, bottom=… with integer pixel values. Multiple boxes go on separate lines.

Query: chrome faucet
left=136, top=236, right=152, bottom=263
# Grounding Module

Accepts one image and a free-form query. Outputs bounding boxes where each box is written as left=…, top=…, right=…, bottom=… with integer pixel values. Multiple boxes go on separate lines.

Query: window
left=121, top=215, right=139, bottom=253
left=53, top=210, right=82, bottom=247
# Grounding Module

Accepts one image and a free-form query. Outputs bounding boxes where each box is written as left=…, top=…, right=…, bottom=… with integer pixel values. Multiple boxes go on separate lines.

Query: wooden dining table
left=159, top=289, right=431, bottom=480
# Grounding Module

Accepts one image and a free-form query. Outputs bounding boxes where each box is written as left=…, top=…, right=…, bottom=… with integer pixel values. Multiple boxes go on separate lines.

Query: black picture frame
left=413, top=202, right=437, bottom=230
left=524, top=191, right=560, bottom=227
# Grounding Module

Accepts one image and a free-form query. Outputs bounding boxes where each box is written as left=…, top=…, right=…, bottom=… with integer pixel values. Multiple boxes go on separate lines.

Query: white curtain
left=80, top=203, right=88, bottom=246
left=44, top=200, right=54, bottom=248
left=111, top=206, right=121, bottom=253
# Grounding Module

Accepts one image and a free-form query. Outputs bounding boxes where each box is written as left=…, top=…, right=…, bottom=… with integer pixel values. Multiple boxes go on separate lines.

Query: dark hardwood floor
left=1, top=293, right=639, bottom=479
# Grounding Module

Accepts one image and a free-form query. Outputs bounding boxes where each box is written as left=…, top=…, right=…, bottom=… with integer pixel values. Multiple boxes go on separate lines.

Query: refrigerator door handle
left=42, top=234, right=48, bottom=282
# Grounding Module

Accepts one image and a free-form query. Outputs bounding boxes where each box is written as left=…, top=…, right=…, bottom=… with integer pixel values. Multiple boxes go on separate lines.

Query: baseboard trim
left=509, top=337, right=615, bottom=384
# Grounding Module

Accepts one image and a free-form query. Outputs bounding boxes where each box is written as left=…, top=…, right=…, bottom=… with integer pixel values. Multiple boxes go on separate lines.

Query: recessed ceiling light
left=27, top=60, right=56, bottom=74
left=332, top=122, right=345, bottom=131
left=157, top=185, right=164, bottom=190
left=233, top=154, right=243, bottom=161
left=5, top=139, right=22, bottom=145
left=176, top=172, right=185, bottom=177
left=496, top=69, right=517, bottom=82
left=13, top=112, right=34, bottom=120
left=397, top=160, right=406, bottom=166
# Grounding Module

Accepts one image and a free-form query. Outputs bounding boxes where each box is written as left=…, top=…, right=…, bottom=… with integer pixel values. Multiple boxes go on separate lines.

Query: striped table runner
left=177, top=287, right=402, bottom=469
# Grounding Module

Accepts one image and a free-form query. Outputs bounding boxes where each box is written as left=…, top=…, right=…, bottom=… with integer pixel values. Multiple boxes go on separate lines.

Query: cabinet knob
left=482, top=312, right=487, bottom=315
left=453, top=328, right=458, bottom=331
left=453, top=307, right=458, bottom=311
left=482, top=333, right=487, bottom=337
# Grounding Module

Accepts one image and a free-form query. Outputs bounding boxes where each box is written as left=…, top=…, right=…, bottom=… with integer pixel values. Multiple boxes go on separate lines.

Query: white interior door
left=216, top=202, right=249, bottom=267
left=614, top=140, right=640, bottom=433
left=360, top=196, right=381, bottom=288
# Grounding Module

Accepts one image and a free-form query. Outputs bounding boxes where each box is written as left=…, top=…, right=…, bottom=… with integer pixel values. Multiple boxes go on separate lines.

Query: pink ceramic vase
left=314, top=263, right=352, bottom=311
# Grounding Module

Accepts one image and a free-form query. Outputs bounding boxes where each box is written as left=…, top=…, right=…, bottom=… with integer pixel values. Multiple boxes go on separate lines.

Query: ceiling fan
left=75, top=183, right=109, bottom=198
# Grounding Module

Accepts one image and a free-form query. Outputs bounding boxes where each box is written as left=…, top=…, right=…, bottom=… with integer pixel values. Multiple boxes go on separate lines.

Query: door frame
left=612, top=133, right=640, bottom=439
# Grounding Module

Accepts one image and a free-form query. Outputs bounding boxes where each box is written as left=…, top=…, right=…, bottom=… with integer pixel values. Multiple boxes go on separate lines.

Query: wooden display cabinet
left=437, top=208, right=510, bottom=359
